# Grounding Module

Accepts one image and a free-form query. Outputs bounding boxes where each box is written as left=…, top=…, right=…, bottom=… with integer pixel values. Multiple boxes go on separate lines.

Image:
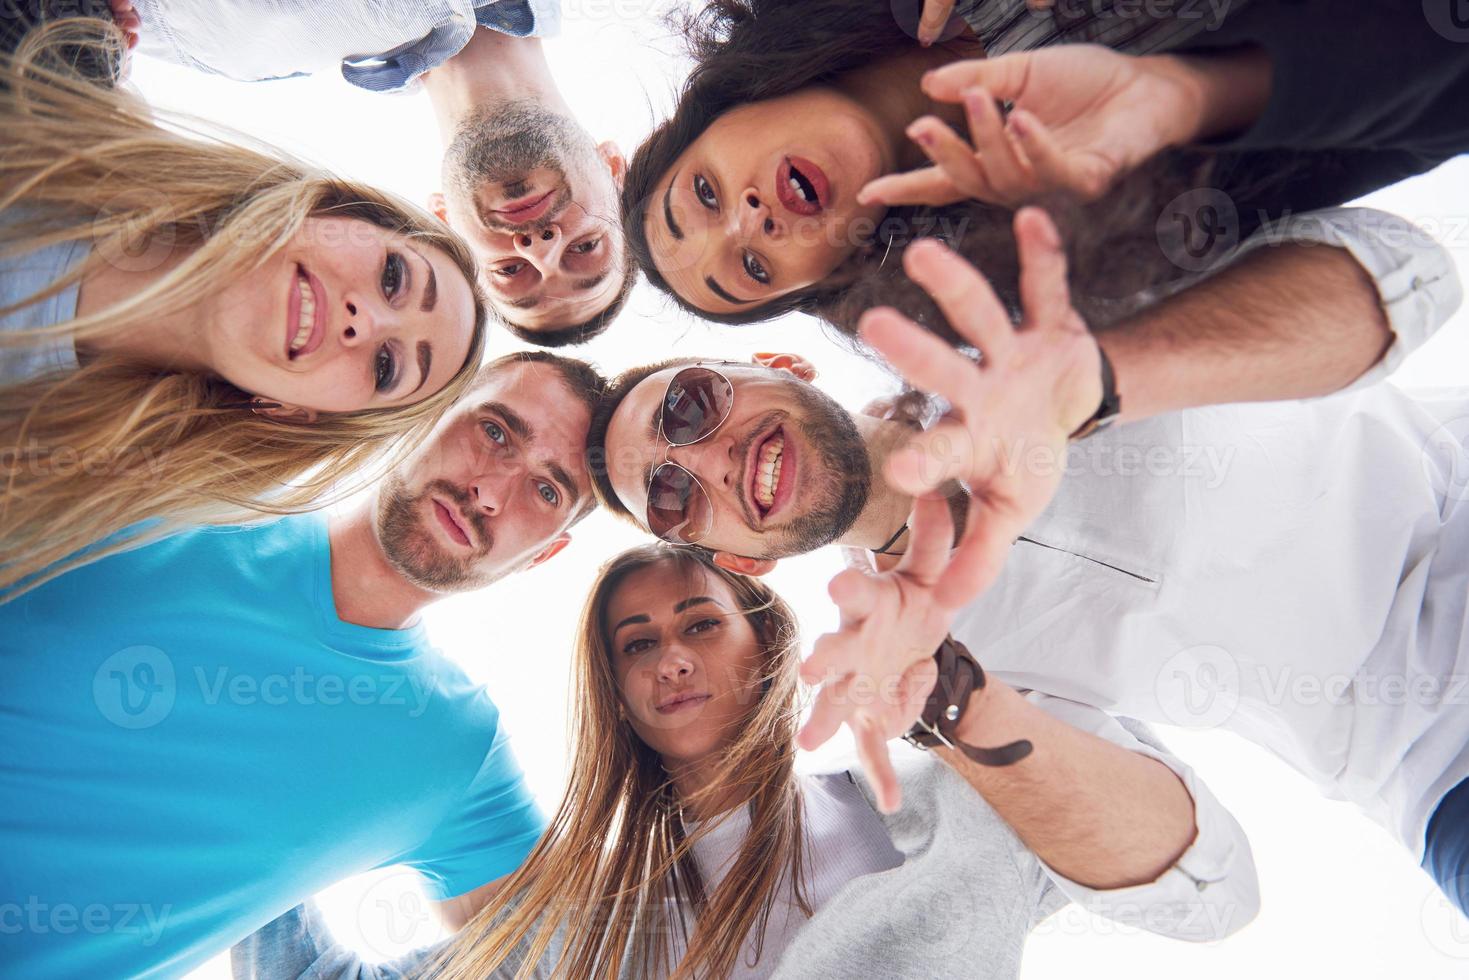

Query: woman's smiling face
left=208, top=216, right=479, bottom=415
left=642, top=89, right=891, bottom=316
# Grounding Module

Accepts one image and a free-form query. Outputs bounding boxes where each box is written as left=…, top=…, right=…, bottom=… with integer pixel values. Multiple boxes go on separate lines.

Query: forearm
left=1101, top=241, right=1390, bottom=423
left=936, top=679, right=1196, bottom=890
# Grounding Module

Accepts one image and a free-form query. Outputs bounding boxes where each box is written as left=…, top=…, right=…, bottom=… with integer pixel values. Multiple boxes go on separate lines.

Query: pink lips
left=775, top=156, right=829, bottom=217
left=494, top=190, right=556, bottom=225
left=432, top=498, right=472, bottom=548
left=656, top=692, right=711, bottom=714
left=285, top=264, right=326, bottom=361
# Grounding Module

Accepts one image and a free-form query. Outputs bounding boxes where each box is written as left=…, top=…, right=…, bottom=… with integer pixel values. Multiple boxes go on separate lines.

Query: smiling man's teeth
left=290, top=273, right=314, bottom=354
left=755, top=434, right=784, bottom=509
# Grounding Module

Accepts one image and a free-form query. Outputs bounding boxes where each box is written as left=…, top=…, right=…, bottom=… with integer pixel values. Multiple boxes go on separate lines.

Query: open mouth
left=775, top=156, right=828, bottom=217
left=748, top=426, right=796, bottom=520
left=286, top=264, right=325, bottom=361
left=656, top=692, right=711, bottom=714
left=493, top=189, right=556, bottom=225
left=431, top=497, right=473, bottom=549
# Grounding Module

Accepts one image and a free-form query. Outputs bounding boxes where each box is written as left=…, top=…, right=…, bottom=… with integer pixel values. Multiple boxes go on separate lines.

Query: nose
left=668, top=433, right=739, bottom=494
left=512, top=225, right=566, bottom=269
left=734, top=189, right=777, bottom=242
left=339, top=298, right=383, bottom=348
left=468, top=468, right=517, bottom=518
left=657, top=644, right=695, bottom=683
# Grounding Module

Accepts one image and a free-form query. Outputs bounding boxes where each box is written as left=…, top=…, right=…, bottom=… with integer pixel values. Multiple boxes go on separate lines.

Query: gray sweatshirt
left=232, top=713, right=1259, bottom=980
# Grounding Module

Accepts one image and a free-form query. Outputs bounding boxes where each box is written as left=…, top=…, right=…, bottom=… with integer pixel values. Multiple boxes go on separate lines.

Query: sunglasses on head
left=646, top=365, right=735, bottom=545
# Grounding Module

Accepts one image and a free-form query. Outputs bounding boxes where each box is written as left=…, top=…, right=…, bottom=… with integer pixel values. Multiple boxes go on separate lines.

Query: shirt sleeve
left=1220, top=207, right=1463, bottom=394
left=340, top=0, right=559, bottom=92
left=230, top=902, right=437, bottom=980
left=1177, top=0, right=1469, bottom=162
left=399, top=723, right=547, bottom=901
left=1023, top=692, right=1261, bottom=942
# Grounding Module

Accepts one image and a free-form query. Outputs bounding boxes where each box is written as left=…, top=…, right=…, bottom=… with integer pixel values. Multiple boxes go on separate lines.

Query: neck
left=835, top=415, right=920, bottom=552
left=833, top=44, right=976, bottom=174
left=668, top=754, right=753, bottom=823
left=327, top=505, right=439, bottom=630
left=420, top=29, right=570, bottom=147
left=73, top=249, right=214, bottom=374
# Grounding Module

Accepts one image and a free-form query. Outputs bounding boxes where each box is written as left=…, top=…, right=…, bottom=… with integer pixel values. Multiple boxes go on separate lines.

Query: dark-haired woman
left=622, top=0, right=1459, bottom=361
left=235, top=543, right=1258, bottom=979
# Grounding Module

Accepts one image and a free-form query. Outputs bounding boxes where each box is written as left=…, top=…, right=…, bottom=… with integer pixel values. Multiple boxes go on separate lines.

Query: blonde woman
left=235, top=543, right=1257, bottom=979
left=1, top=23, right=490, bottom=597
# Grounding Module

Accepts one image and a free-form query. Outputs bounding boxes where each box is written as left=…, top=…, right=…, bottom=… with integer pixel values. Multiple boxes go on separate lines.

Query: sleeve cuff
left=1226, top=207, right=1463, bottom=393
left=1034, top=734, right=1260, bottom=942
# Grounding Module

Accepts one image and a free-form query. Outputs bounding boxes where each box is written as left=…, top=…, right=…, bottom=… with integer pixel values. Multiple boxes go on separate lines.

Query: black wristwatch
left=1069, top=343, right=1121, bottom=441
left=902, top=637, right=1033, bottom=767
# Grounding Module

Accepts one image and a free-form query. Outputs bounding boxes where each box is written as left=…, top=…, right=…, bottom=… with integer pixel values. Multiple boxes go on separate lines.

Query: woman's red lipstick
left=775, top=156, right=829, bottom=216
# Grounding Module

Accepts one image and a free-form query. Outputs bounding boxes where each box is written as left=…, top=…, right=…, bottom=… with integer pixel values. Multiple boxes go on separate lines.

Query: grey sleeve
left=229, top=902, right=439, bottom=980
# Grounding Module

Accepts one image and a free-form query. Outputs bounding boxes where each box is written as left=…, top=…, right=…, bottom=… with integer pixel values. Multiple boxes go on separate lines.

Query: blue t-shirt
left=0, top=514, right=545, bottom=978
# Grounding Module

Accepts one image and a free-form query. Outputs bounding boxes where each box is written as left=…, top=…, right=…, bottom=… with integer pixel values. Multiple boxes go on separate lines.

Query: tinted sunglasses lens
left=647, top=464, right=710, bottom=544
left=661, top=368, right=733, bottom=446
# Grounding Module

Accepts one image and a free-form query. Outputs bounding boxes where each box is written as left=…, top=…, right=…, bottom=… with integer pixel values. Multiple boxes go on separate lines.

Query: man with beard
left=589, top=200, right=1469, bottom=917
left=0, top=351, right=604, bottom=978
left=108, top=0, right=631, bottom=344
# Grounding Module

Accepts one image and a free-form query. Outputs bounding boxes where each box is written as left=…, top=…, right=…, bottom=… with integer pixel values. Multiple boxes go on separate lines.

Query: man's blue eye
left=482, top=421, right=506, bottom=445
left=538, top=482, right=559, bottom=505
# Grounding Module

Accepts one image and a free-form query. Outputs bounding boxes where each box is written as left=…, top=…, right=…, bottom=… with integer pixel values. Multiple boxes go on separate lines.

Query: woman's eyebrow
left=613, top=613, right=650, bottom=633
left=663, top=180, right=684, bottom=240
left=405, top=244, right=438, bottom=312
left=673, top=596, right=722, bottom=613
left=705, top=276, right=755, bottom=306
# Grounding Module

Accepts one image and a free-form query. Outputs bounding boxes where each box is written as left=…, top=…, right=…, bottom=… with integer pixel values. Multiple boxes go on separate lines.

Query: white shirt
left=952, top=210, right=1467, bottom=853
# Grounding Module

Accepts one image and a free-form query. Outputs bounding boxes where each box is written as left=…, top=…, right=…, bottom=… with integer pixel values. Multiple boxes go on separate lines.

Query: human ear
left=249, top=398, right=318, bottom=424
left=711, top=552, right=777, bottom=577
left=528, top=533, right=572, bottom=568
left=752, top=352, right=817, bottom=382
left=597, top=141, right=627, bottom=191
left=427, top=192, right=450, bottom=225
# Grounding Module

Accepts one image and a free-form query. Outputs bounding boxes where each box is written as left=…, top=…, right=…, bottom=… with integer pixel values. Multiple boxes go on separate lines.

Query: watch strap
left=903, top=636, right=1033, bottom=767
left=1069, top=342, right=1121, bottom=441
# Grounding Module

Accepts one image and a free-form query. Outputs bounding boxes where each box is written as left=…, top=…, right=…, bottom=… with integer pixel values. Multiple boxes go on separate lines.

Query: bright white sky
left=123, top=7, right=1469, bottom=978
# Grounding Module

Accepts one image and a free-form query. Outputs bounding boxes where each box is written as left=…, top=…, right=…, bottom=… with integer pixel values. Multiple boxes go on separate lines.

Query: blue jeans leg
left=1424, top=776, right=1469, bottom=918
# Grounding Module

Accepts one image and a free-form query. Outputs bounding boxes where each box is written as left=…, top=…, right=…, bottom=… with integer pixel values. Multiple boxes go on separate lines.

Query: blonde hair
left=0, top=22, right=490, bottom=598
left=427, top=545, right=810, bottom=979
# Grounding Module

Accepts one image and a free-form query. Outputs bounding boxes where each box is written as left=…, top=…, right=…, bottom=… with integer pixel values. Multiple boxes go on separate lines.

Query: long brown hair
left=427, top=545, right=809, bottom=979
left=622, top=0, right=1207, bottom=348
left=0, top=21, right=490, bottom=598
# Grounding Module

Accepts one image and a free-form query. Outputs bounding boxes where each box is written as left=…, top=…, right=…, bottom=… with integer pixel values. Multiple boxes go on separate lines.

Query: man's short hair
left=478, top=349, right=608, bottom=524
left=500, top=249, right=639, bottom=349
left=585, top=356, right=703, bottom=528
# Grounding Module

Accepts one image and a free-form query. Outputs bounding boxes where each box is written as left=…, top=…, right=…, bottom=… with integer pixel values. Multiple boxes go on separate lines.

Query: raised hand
left=860, top=45, right=1234, bottom=208
left=797, top=494, right=958, bottom=813
left=860, top=207, right=1103, bottom=611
